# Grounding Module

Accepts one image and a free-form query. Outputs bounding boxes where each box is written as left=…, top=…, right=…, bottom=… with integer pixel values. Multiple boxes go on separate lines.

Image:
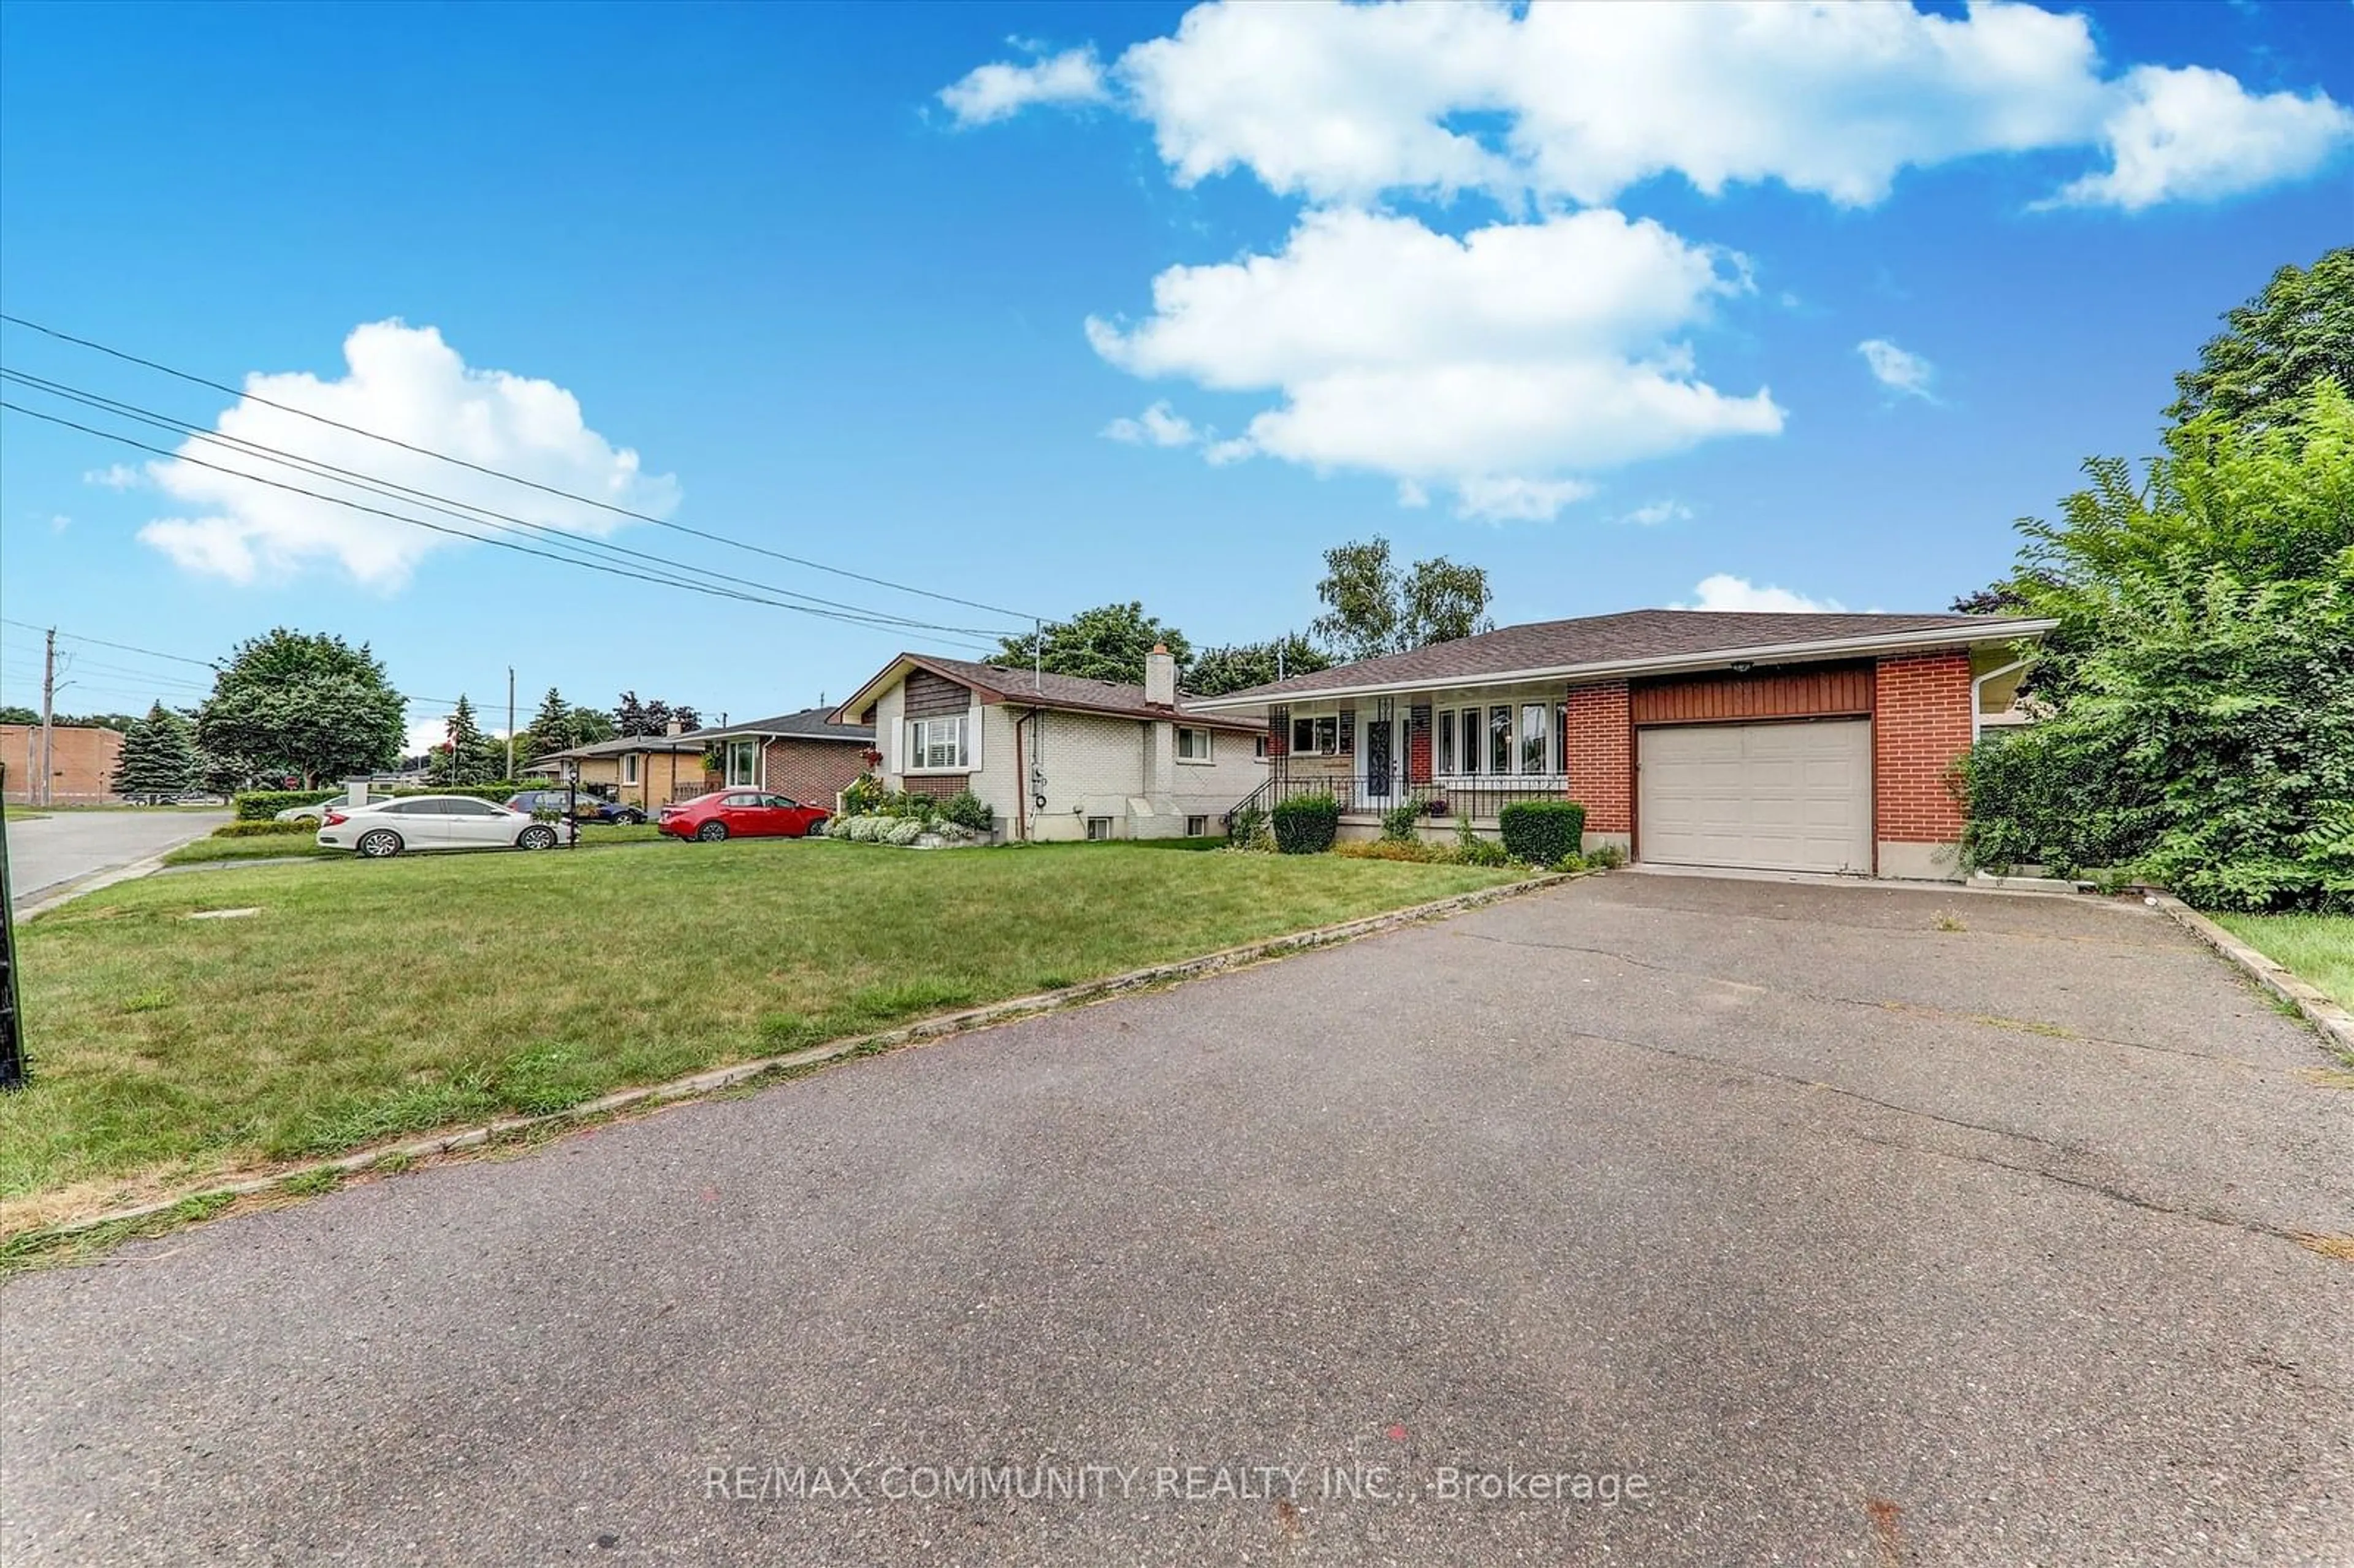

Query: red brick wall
left=763, top=739, right=870, bottom=807
left=1873, top=650, right=1973, bottom=843
left=2, top=723, right=124, bottom=803
left=1563, top=681, right=1631, bottom=832
left=1407, top=704, right=1431, bottom=785
left=1267, top=706, right=1289, bottom=758
left=902, top=772, right=969, bottom=801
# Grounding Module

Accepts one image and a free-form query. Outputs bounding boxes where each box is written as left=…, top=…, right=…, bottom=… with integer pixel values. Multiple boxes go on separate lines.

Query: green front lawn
left=0, top=840, right=1519, bottom=1227
left=2212, top=912, right=2354, bottom=1011
left=161, top=821, right=666, bottom=865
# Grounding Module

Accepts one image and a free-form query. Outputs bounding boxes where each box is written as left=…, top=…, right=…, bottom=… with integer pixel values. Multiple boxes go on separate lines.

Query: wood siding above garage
left=904, top=669, right=971, bottom=718
left=1629, top=661, right=1873, bottom=726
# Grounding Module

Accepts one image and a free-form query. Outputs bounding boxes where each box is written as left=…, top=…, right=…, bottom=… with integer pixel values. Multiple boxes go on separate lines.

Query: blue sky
left=1, top=1, right=2347, bottom=746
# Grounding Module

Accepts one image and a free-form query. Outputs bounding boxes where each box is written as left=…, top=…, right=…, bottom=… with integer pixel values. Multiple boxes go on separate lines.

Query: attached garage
left=1637, top=719, right=1873, bottom=874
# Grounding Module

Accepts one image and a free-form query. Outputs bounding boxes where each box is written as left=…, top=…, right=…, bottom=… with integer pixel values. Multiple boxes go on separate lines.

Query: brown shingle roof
left=682, top=707, right=872, bottom=744
left=1202, top=609, right=2049, bottom=703
left=868, top=655, right=1262, bottom=731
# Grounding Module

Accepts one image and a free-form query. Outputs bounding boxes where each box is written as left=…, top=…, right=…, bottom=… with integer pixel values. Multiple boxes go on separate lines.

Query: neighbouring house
left=2, top=723, right=126, bottom=804
left=679, top=707, right=874, bottom=807
left=1187, top=609, right=2054, bottom=881
left=834, top=647, right=1265, bottom=841
left=530, top=728, right=711, bottom=812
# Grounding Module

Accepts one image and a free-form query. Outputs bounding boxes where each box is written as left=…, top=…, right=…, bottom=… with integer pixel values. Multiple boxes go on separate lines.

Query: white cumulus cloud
left=1084, top=207, right=1780, bottom=520
left=939, top=44, right=1109, bottom=127
left=137, top=321, right=679, bottom=590
left=84, top=463, right=143, bottom=490
left=1101, top=401, right=1199, bottom=447
left=1858, top=338, right=1936, bottom=398
left=2051, top=64, right=2354, bottom=210
left=1679, top=573, right=1846, bottom=612
left=956, top=1, right=2349, bottom=210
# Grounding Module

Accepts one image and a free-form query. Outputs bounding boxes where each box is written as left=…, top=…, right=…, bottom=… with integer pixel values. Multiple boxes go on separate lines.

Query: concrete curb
left=12, top=869, right=1573, bottom=1244
left=2152, top=892, right=2354, bottom=1057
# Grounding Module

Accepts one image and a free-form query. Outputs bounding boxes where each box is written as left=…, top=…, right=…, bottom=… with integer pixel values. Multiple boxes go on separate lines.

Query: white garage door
left=1638, top=720, right=1872, bottom=874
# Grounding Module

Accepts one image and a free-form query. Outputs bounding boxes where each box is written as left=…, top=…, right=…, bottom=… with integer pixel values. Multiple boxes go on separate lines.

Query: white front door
left=1637, top=720, right=1872, bottom=874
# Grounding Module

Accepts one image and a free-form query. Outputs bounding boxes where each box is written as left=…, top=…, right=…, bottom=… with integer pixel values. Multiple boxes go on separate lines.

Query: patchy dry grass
left=0, top=840, right=1515, bottom=1227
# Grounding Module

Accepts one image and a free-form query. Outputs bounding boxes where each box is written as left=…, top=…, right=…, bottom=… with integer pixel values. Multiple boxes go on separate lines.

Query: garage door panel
left=1639, top=720, right=1872, bottom=874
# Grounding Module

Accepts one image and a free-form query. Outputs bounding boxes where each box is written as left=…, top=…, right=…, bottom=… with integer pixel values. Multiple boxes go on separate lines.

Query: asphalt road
left=3, top=807, right=229, bottom=909
left=4, top=873, right=2348, bottom=1564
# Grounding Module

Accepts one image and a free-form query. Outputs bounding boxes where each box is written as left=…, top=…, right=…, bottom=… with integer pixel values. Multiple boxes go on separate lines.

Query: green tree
left=2167, top=246, right=2353, bottom=427
left=1311, top=536, right=1493, bottom=661
left=1186, top=633, right=1334, bottom=697
left=427, top=695, right=505, bottom=786
left=519, top=687, right=617, bottom=761
left=196, top=629, right=406, bottom=788
left=1959, top=380, right=2354, bottom=910
left=994, top=603, right=1191, bottom=687
left=0, top=705, right=37, bottom=726
left=111, top=702, right=202, bottom=798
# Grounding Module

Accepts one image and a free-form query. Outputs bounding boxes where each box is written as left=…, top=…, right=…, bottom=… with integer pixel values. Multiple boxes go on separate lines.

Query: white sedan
left=316, top=795, right=567, bottom=858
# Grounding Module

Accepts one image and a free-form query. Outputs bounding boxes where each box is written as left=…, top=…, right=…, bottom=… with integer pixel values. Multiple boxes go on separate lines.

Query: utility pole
left=506, top=666, right=516, bottom=783
left=38, top=628, right=56, bottom=809
left=1033, top=618, right=1043, bottom=693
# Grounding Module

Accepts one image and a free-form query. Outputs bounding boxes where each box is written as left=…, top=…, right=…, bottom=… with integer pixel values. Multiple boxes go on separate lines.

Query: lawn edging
left=9, top=867, right=1575, bottom=1252
left=2152, top=892, right=2354, bottom=1056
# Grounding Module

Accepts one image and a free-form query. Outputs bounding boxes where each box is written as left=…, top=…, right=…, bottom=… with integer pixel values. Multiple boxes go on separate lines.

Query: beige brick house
left=834, top=647, right=1265, bottom=842
left=528, top=732, right=710, bottom=811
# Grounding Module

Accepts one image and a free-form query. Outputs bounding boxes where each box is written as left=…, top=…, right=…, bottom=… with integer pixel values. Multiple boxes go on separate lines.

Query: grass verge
left=2211, top=911, right=2354, bottom=1011
left=1, top=840, right=1517, bottom=1228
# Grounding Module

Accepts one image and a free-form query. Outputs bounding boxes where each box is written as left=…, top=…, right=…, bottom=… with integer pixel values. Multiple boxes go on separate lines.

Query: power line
left=0, top=400, right=1005, bottom=657
left=2, top=368, right=1013, bottom=641
left=0, top=616, right=219, bottom=669
left=0, top=311, right=1041, bottom=623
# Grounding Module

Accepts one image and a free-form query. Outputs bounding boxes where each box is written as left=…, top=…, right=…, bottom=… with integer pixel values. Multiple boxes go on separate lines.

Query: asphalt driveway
left=3, top=872, right=2348, bottom=1564
left=4, top=807, right=229, bottom=910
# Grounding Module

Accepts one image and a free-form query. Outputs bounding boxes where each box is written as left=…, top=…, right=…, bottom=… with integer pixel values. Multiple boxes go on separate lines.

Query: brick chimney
left=1144, top=643, right=1176, bottom=708
left=665, top=718, right=684, bottom=736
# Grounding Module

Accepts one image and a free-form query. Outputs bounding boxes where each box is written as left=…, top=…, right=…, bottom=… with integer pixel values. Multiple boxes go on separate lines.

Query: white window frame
left=1176, top=726, right=1213, bottom=763
left=1085, top=816, right=1113, bottom=841
left=1520, top=702, right=1550, bottom=775
left=1186, top=814, right=1209, bottom=837
left=622, top=753, right=641, bottom=786
left=1290, top=715, right=1340, bottom=755
left=725, top=738, right=760, bottom=788
left=907, top=713, right=970, bottom=774
left=1253, top=733, right=1268, bottom=760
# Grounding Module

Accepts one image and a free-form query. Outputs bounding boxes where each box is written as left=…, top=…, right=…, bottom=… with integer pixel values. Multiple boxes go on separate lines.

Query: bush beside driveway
left=0, top=840, right=1517, bottom=1230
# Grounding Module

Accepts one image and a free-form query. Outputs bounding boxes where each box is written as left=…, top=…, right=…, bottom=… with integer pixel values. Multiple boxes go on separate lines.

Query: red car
left=658, top=789, right=831, bottom=842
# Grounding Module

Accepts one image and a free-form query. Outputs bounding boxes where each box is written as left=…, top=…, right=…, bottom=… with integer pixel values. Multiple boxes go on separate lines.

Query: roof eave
left=1184, top=619, right=2062, bottom=710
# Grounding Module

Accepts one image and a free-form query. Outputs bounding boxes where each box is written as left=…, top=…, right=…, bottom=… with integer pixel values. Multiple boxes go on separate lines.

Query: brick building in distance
left=2, top=723, right=127, bottom=804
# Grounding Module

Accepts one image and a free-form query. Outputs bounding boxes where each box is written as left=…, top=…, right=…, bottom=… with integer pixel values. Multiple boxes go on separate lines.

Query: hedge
left=232, top=783, right=534, bottom=820
left=213, top=819, right=322, bottom=838
left=1499, top=801, right=1586, bottom=866
left=1270, top=793, right=1340, bottom=854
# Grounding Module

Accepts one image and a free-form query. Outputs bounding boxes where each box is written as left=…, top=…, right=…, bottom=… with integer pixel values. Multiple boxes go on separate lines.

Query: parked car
left=505, top=788, right=646, bottom=826
left=275, top=799, right=342, bottom=823
left=657, top=790, right=830, bottom=842
left=316, top=795, right=565, bottom=858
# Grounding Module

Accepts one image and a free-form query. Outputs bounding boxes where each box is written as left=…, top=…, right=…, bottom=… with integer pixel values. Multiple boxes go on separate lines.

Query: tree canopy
left=195, top=628, right=406, bottom=789
left=614, top=691, right=702, bottom=737
left=1311, top=537, right=1493, bottom=662
left=1186, top=634, right=1333, bottom=698
left=994, top=603, right=1191, bottom=687
left=2166, top=246, right=2353, bottom=428
left=427, top=695, right=506, bottom=786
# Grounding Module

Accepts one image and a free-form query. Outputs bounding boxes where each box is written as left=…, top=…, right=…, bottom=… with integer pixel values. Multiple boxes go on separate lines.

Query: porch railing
left=1228, top=772, right=1572, bottom=824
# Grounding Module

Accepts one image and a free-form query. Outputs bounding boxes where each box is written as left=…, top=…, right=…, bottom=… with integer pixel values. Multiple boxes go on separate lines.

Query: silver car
left=316, top=795, right=566, bottom=858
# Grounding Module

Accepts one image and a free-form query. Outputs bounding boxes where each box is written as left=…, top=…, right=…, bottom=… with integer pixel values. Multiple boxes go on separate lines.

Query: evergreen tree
left=427, top=695, right=504, bottom=785
left=112, top=702, right=202, bottom=799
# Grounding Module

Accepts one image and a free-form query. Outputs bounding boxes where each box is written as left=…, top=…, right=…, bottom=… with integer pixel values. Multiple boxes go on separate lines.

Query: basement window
left=1086, top=816, right=1113, bottom=841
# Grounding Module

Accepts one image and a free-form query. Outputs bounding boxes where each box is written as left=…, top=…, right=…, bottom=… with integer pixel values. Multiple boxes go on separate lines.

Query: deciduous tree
left=195, top=628, right=406, bottom=789
left=1311, top=536, right=1493, bottom=661
left=994, top=603, right=1191, bottom=687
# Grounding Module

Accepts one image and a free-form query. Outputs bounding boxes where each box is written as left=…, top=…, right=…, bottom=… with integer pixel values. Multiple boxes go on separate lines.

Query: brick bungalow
left=1187, top=609, right=2053, bottom=881
left=680, top=707, right=874, bottom=809
left=528, top=730, right=710, bottom=812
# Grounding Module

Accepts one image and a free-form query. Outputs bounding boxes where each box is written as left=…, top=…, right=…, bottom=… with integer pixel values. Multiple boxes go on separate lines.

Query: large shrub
left=1498, top=801, right=1586, bottom=866
left=232, top=788, right=344, bottom=821
left=1270, top=792, right=1340, bottom=854
left=939, top=790, right=992, bottom=834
